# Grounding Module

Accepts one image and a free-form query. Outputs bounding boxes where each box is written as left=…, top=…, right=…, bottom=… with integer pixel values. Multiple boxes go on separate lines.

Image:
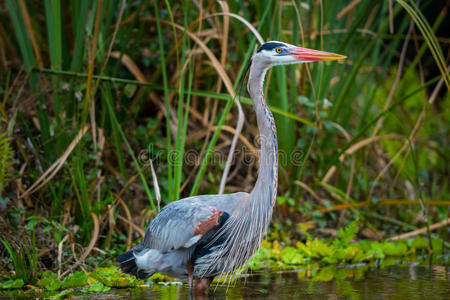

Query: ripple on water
left=1, top=265, right=449, bottom=299
left=128, top=264, right=450, bottom=299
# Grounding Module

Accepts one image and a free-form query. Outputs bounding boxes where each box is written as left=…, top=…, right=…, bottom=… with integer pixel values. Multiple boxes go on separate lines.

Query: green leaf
left=277, top=196, right=287, bottom=205
left=431, top=238, right=443, bottom=252
left=333, top=246, right=358, bottom=263
left=280, top=247, right=304, bottom=265
left=91, top=267, right=143, bottom=288
left=148, top=272, right=173, bottom=283
left=62, top=271, right=88, bottom=288
left=82, top=282, right=111, bottom=293
left=370, top=242, right=386, bottom=260
left=49, top=288, right=75, bottom=299
left=41, top=270, right=58, bottom=279
left=337, top=220, right=358, bottom=245
left=381, top=242, right=408, bottom=256
left=39, top=277, right=62, bottom=291
left=310, top=239, right=333, bottom=257
left=411, top=237, right=429, bottom=250
left=297, top=242, right=313, bottom=258
left=1, top=279, right=24, bottom=289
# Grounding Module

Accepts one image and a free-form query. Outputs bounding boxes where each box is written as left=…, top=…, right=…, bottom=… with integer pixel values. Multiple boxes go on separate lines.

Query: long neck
left=206, top=62, right=279, bottom=275
left=247, top=65, right=278, bottom=209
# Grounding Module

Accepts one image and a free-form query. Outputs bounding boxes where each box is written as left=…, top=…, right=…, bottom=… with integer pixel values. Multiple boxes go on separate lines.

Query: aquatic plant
left=0, top=0, right=448, bottom=287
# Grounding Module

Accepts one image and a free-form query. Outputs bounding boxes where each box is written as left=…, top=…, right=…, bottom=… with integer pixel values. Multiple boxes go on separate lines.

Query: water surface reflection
left=122, top=264, right=450, bottom=299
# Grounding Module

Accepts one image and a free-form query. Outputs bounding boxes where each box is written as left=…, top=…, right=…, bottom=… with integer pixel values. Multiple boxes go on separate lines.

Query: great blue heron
left=117, top=41, right=345, bottom=296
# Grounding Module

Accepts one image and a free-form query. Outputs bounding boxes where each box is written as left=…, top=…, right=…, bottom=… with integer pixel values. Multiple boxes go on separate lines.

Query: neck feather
left=202, top=60, right=279, bottom=276
left=247, top=64, right=278, bottom=209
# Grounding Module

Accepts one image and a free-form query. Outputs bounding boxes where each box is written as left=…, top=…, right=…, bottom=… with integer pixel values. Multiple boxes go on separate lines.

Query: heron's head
left=253, top=41, right=346, bottom=66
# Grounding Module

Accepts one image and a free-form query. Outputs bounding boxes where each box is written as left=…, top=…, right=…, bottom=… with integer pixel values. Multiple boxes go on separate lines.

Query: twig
left=116, top=165, right=149, bottom=201
left=117, top=196, right=133, bottom=249
left=368, top=143, right=407, bottom=198
left=388, top=218, right=450, bottom=241
left=57, top=234, right=70, bottom=279
left=61, top=212, right=99, bottom=277
left=186, top=125, right=257, bottom=157
left=370, top=212, right=416, bottom=231
left=117, top=215, right=145, bottom=237
left=105, top=204, right=114, bottom=249
left=19, top=125, right=89, bottom=199
left=206, top=12, right=264, bottom=45
left=294, top=180, right=326, bottom=205
left=322, top=134, right=404, bottom=184
left=318, top=199, right=450, bottom=213
left=149, top=159, right=161, bottom=212
left=388, top=0, right=394, bottom=34
left=337, top=0, right=361, bottom=20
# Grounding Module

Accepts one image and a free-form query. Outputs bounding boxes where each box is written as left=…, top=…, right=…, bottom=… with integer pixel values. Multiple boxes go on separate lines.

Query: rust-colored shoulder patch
left=194, top=209, right=223, bottom=236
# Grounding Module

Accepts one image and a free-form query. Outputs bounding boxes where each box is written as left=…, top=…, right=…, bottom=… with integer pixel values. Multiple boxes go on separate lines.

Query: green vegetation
left=249, top=220, right=446, bottom=272
left=0, top=0, right=449, bottom=295
left=0, top=222, right=445, bottom=297
left=0, top=267, right=142, bottom=297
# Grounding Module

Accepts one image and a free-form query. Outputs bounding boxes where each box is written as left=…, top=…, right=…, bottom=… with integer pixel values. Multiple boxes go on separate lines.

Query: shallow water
left=89, top=264, right=450, bottom=299
left=2, top=264, right=449, bottom=299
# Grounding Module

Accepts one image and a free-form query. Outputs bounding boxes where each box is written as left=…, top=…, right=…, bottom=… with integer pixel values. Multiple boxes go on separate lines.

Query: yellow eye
left=276, top=48, right=282, bottom=53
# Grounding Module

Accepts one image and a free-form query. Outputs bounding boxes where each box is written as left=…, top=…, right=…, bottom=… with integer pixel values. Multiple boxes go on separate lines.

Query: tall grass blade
left=70, top=0, right=90, bottom=72
left=396, top=0, right=450, bottom=89
left=44, top=0, right=62, bottom=70
left=102, top=85, right=155, bottom=209
left=154, top=0, right=173, bottom=202
left=5, top=0, right=36, bottom=72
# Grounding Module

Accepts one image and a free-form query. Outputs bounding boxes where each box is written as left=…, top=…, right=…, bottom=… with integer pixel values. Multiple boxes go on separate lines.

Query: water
left=2, top=264, right=449, bottom=299
left=96, top=264, right=450, bottom=299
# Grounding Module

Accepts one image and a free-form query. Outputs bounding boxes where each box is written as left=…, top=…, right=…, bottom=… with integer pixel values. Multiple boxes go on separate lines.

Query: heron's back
left=117, top=192, right=248, bottom=279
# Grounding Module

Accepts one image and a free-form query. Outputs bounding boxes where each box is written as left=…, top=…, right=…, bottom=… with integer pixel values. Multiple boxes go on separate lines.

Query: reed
left=0, top=0, right=448, bottom=280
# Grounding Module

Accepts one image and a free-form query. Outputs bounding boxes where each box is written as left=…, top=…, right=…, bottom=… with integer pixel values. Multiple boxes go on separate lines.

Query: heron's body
left=117, top=41, right=345, bottom=295
left=117, top=192, right=247, bottom=280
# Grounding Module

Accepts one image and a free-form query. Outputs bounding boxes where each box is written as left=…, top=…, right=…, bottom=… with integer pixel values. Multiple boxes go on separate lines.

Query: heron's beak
left=289, top=47, right=346, bottom=61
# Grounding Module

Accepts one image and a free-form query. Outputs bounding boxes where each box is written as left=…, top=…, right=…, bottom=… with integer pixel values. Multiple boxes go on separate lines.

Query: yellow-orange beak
left=289, top=46, right=346, bottom=61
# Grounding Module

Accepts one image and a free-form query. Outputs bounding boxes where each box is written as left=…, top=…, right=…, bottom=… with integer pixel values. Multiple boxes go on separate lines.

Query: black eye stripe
left=257, top=42, right=286, bottom=53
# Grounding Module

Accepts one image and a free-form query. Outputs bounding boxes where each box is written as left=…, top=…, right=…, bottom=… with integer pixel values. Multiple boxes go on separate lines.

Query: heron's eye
left=275, top=48, right=283, bottom=54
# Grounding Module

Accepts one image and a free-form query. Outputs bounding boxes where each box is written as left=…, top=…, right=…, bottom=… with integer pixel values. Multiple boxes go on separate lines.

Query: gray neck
left=247, top=61, right=278, bottom=209
left=206, top=60, right=279, bottom=274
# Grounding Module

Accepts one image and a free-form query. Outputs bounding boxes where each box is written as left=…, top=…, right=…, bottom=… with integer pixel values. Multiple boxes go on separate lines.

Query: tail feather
left=116, top=247, right=153, bottom=280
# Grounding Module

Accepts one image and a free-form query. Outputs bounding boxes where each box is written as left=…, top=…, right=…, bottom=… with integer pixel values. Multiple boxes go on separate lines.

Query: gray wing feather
left=141, top=192, right=248, bottom=252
